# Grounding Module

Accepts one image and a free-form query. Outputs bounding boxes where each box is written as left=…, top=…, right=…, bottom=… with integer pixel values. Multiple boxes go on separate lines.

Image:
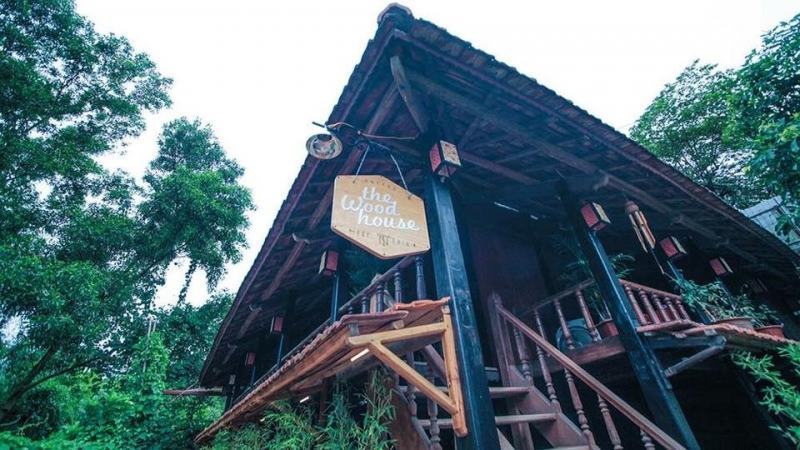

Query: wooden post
left=425, top=171, right=500, bottom=450
left=561, top=184, right=700, bottom=450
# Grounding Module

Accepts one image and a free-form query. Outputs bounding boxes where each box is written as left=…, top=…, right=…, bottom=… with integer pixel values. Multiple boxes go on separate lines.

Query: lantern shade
left=581, top=202, right=611, bottom=231
left=305, top=133, right=343, bottom=160
left=244, top=352, right=256, bottom=367
left=709, top=257, right=733, bottom=277
left=429, top=140, right=461, bottom=177
left=270, top=315, right=284, bottom=335
left=318, top=249, right=339, bottom=276
left=228, top=374, right=236, bottom=385
left=658, top=236, right=687, bottom=260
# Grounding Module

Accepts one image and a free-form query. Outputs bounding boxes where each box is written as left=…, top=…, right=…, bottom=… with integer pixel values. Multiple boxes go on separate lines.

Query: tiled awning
left=195, top=298, right=460, bottom=444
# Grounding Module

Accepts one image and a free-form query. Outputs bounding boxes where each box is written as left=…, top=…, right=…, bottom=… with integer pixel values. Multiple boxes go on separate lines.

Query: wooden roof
left=199, top=4, right=800, bottom=386
left=195, top=299, right=449, bottom=444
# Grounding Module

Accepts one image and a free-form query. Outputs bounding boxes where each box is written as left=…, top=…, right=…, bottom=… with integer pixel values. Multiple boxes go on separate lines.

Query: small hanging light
left=658, top=236, right=687, bottom=260
left=429, top=140, right=461, bottom=178
left=580, top=202, right=611, bottom=231
left=305, top=133, right=343, bottom=160
left=318, top=248, right=339, bottom=277
left=244, top=352, right=256, bottom=367
left=709, top=257, right=733, bottom=277
left=625, top=201, right=656, bottom=252
left=269, top=315, right=284, bottom=335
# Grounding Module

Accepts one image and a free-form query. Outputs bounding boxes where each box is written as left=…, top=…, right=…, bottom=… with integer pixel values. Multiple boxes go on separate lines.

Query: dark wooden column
left=425, top=171, right=500, bottom=450
left=561, top=185, right=700, bottom=450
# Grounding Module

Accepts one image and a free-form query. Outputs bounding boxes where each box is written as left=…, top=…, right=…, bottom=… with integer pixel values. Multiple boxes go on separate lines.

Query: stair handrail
left=518, top=278, right=595, bottom=317
left=495, top=301, right=687, bottom=450
left=619, top=279, right=682, bottom=301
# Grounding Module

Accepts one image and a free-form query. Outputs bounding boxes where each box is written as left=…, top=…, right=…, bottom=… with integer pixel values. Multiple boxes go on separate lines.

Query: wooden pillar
left=561, top=185, right=700, bottom=450
left=425, top=171, right=500, bottom=450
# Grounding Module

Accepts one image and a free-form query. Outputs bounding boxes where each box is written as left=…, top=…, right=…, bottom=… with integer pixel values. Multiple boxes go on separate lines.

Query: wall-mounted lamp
left=305, top=133, right=343, bottom=160
left=269, top=315, right=284, bottom=335
left=659, top=236, right=687, bottom=260
left=429, top=140, right=461, bottom=178
left=709, top=257, right=733, bottom=277
left=318, top=248, right=339, bottom=277
left=581, top=202, right=611, bottom=231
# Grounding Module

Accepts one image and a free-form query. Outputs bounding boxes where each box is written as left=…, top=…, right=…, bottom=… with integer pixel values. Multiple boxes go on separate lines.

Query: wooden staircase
left=389, top=293, right=687, bottom=450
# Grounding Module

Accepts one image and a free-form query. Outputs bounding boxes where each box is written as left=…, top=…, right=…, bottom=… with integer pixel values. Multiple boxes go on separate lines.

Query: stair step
left=417, top=413, right=556, bottom=428
left=399, top=385, right=529, bottom=399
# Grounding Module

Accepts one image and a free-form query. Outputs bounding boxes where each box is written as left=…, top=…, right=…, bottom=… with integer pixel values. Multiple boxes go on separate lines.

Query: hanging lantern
left=709, top=257, right=733, bottom=277
left=318, top=248, right=339, bottom=277
left=658, top=236, right=687, bottom=260
left=228, top=374, right=236, bottom=386
left=429, top=140, right=461, bottom=178
left=269, top=315, right=284, bottom=335
left=244, top=352, right=256, bottom=367
left=625, top=201, right=656, bottom=251
left=580, top=202, right=611, bottom=231
left=305, top=133, right=343, bottom=160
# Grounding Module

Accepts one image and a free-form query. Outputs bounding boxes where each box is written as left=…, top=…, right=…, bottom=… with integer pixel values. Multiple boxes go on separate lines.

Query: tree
left=630, top=62, right=765, bottom=207
left=0, top=0, right=253, bottom=427
left=631, top=13, right=800, bottom=214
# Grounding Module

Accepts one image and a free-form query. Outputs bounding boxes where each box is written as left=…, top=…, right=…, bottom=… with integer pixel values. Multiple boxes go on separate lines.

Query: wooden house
left=192, top=5, right=800, bottom=449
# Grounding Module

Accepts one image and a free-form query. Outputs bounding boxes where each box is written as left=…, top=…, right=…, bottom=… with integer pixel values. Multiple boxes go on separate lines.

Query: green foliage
left=733, top=344, right=800, bottom=446
left=749, top=114, right=800, bottom=235
left=630, top=62, right=759, bottom=206
left=0, top=0, right=251, bottom=445
left=673, top=278, right=779, bottom=324
left=550, top=229, right=635, bottom=320
left=632, top=13, right=800, bottom=211
left=206, top=370, right=395, bottom=450
left=0, top=332, right=223, bottom=449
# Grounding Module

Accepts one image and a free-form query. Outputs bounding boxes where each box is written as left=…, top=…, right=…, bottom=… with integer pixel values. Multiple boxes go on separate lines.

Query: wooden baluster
left=641, top=430, right=656, bottom=450
left=404, top=354, right=417, bottom=419
left=512, top=327, right=534, bottom=382
left=415, top=256, right=427, bottom=300
left=394, top=270, right=403, bottom=304
left=597, top=395, right=623, bottom=450
left=360, top=293, right=369, bottom=314
left=637, top=289, right=661, bottom=324
left=661, top=295, right=680, bottom=321
left=533, top=310, right=561, bottom=412
left=575, top=289, right=601, bottom=342
left=564, top=367, right=595, bottom=446
left=651, top=294, right=670, bottom=322
left=674, top=296, right=691, bottom=320
left=426, top=364, right=442, bottom=450
left=553, top=298, right=575, bottom=350
left=623, top=284, right=649, bottom=325
left=376, top=282, right=386, bottom=312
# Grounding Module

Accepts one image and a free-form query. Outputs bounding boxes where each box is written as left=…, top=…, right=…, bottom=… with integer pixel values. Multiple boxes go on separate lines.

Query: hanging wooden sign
left=331, top=175, right=430, bottom=259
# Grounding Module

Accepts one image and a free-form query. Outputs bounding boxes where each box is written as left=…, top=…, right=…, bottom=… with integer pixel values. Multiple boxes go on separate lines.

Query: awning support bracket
left=347, top=304, right=467, bottom=437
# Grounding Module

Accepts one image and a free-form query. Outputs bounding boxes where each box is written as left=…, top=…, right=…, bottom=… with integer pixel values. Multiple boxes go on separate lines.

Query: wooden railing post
left=553, top=298, right=576, bottom=350
left=415, top=255, right=427, bottom=300
left=561, top=184, right=699, bottom=450
left=426, top=363, right=442, bottom=450
left=623, top=283, right=649, bottom=325
left=533, top=310, right=561, bottom=412
left=575, top=289, right=601, bottom=342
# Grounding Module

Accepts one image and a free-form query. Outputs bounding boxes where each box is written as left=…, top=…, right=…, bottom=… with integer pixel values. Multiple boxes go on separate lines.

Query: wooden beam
left=405, top=70, right=790, bottom=277
left=390, top=55, right=429, bottom=134
left=397, top=30, right=796, bottom=264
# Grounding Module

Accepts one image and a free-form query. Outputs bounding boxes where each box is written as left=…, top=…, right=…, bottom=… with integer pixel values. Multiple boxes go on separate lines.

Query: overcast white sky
left=75, top=0, right=799, bottom=307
